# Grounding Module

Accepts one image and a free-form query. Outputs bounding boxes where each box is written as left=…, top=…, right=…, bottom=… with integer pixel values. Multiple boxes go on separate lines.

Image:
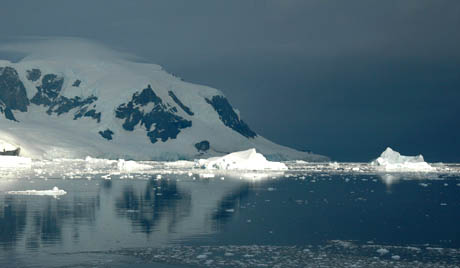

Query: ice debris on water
left=377, top=248, right=389, bottom=255
left=110, top=242, right=460, bottom=268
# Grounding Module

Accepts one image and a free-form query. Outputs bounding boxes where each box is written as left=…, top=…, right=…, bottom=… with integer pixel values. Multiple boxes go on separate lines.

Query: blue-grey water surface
left=1, top=162, right=460, bottom=267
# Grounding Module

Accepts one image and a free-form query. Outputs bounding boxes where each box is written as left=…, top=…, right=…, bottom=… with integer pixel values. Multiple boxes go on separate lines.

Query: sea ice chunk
left=7, top=186, right=67, bottom=197
left=195, top=148, right=288, bottom=171
left=371, top=147, right=434, bottom=172
left=117, top=159, right=151, bottom=172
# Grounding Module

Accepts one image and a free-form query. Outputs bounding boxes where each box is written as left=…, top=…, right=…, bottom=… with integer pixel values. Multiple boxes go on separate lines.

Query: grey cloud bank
left=1, top=0, right=459, bottom=161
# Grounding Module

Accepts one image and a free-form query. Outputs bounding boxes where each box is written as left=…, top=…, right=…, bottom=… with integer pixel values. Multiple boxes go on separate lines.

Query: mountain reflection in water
left=0, top=175, right=253, bottom=251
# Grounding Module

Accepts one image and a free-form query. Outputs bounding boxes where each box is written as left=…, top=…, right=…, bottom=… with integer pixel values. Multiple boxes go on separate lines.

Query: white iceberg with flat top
left=7, top=186, right=67, bottom=197
left=195, top=148, right=288, bottom=171
left=371, top=147, right=435, bottom=172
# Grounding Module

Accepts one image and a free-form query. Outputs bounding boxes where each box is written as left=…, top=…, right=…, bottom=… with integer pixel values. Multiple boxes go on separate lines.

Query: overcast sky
left=1, top=0, right=459, bottom=161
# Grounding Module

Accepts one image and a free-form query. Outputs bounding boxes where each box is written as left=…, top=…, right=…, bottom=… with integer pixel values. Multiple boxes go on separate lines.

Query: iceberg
left=371, top=147, right=435, bottom=172
left=195, top=148, right=288, bottom=171
left=0, top=155, right=32, bottom=168
left=117, top=159, right=152, bottom=173
left=7, top=186, right=67, bottom=197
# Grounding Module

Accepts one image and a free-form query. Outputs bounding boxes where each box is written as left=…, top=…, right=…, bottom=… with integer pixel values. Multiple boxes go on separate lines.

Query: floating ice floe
left=117, top=159, right=152, bottom=172
left=0, top=156, right=32, bottom=168
left=371, top=147, right=435, bottom=172
left=84, top=156, right=152, bottom=173
left=195, top=148, right=288, bottom=171
left=7, top=186, right=67, bottom=197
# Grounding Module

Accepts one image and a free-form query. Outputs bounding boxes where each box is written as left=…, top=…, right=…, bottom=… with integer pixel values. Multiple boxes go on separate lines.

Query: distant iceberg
left=84, top=156, right=152, bottom=173
left=117, top=159, right=152, bottom=172
left=195, top=148, right=288, bottom=171
left=371, top=147, right=434, bottom=172
left=7, top=186, right=67, bottom=197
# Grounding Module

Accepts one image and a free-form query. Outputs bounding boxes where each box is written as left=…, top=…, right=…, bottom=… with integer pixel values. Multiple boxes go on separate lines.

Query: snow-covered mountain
left=0, top=40, right=328, bottom=161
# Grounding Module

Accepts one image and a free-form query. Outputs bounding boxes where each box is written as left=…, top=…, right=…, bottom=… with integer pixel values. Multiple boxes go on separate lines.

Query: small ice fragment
left=267, top=187, right=276, bottom=191
left=156, top=174, right=162, bottom=179
left=391, top=255, right=401, bottom=260
left=377, top=248, right=389, bottom=255
left=225, top=209, right=235, bottom=213
left=224, top=252, right=234, bottom=256
left=440, top=203, right=447, bottom=206
left=196, top=254, right=207, bottom=259
left=419, top=183, right=429, bottom=187
left=200, top=173, right=215, bottom=178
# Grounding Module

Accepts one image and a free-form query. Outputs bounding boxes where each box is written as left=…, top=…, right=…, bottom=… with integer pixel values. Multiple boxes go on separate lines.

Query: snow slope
left=371, top=147, right=435, bottom=172
left=0, top=39, right=328, bottom=161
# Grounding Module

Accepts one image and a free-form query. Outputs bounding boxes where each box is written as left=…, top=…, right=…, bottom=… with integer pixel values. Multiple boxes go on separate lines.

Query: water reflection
left=114, top=177, right=253, bottom=240
left=212, top=184, right=250, bottom=223
left=1, top=171, right=460, bottom=268
left=0, top=191, right=100, bottom=249
left=115, top=178, right=192, bottom=235
left=378, top=173, right=441, bottom=189
left=0, top=197, right=27, bottom=248
left=0, top=175, right=257, bottom=250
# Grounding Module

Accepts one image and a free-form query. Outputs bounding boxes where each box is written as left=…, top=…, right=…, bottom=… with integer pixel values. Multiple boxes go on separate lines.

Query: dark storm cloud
left=1, top=0, right=459, bottom=161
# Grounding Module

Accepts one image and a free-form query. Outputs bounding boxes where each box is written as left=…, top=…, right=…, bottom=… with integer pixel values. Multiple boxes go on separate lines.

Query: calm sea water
left=1, top=162, right=459, bottom=267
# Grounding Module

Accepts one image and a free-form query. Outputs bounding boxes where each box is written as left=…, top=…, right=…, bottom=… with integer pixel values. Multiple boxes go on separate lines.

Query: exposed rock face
left=72, top=80, right=81, bottom=87
left=26, top=69, right=41, bottom=82
left=115, top=85, right=192, bottom=144
left=195, top=140, right=210, bottom=152
left=73, top=105, right=101, bottom=122
left=168, top=91, right=194, bottom=116
left=30, top=72, right=101, bottom=122
left=0, top=100, right=16, bottom=121
left=0, top=67, right=29, bottom=121
left=99, top=129, right=114, bottom=140
left=205, top=95, right=256, bottom=138
left=31, top=74, right=65, bottom=106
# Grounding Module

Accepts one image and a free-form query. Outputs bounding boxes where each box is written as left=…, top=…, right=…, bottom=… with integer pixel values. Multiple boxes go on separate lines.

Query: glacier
left=371, top=147, right=435, bottom=172
left=0, top=39, right=328, bottom=162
